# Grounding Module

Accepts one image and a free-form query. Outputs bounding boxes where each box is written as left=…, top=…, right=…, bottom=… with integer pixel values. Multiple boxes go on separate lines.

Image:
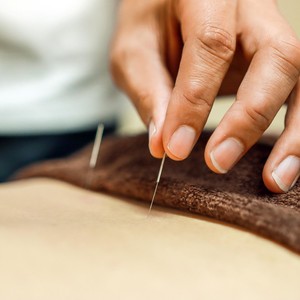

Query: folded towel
left=16, top=132, right=300, bottom=253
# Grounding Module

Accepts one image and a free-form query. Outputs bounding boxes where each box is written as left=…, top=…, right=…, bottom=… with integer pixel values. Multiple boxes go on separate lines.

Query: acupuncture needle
left=85, top=123, right=105, bottom=187
left=89, top=123, right=105, bottom=168
left=147, top=153, right=166, bottom=216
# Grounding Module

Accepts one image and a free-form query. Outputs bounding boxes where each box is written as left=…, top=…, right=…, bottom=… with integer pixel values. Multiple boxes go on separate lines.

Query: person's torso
left=0, top=0, right=122, bottom=134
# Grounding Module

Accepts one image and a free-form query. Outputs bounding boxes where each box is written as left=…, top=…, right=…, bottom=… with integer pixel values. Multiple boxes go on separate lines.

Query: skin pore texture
left=16, top=132, right=300, bottom=254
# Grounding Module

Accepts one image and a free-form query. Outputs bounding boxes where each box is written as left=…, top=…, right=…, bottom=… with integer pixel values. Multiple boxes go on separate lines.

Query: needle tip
left=147, top=153, right=166, bottom=216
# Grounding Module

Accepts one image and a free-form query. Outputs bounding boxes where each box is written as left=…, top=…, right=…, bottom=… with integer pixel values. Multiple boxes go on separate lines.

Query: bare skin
left=110, top=0, right=300, bottom=193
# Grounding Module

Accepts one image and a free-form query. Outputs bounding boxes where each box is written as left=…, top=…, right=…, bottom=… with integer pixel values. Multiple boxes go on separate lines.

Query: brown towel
left=16, top=132, right=300, bottom=253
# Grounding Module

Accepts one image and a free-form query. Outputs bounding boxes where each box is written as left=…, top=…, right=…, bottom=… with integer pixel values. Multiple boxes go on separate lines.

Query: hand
left=110, top=0, right=300, bottom=193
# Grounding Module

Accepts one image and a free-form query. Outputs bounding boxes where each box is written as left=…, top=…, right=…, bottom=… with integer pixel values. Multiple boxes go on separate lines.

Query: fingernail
left=272, top=155, right=300, bottom=192
left=210, top=138, right=244, bottom=173
left=148, top=121, right=157, bottom=154
left=167, top=125, right=196, bottom=159
left=149, top=120, right=157, bottom=140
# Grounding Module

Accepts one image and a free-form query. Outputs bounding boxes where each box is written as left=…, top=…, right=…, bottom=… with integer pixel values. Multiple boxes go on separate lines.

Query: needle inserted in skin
left=89, top=123, right=105, bottom=169
left=85, top=123, right=105, bottom=188
left=148, top=153, right=166, bottom=216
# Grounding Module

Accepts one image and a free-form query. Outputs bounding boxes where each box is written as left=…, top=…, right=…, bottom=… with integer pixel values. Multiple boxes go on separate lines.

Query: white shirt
left=0, top=0, right=122, bottom=134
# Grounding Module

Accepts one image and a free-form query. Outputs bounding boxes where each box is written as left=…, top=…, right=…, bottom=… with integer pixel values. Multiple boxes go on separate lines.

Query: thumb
left=110, top=33, right=173, bottom=158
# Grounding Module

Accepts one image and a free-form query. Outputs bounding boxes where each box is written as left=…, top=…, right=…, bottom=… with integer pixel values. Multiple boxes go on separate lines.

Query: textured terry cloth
left=16, top=132, right=300, bottom=253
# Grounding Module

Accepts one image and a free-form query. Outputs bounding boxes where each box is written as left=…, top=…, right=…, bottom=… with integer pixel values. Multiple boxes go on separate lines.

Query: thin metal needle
left=148, top=153, right=166, bottom=216
left=89, top=123, right=105, bottom=169
left=85, top=123, right=105, bottom=188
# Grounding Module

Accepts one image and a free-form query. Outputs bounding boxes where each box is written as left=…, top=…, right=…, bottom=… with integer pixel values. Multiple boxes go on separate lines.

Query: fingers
left=262, top=82, right=300, bottom=193
left=162, top=0, right=237, bottom=160
left=205, top=3, right=300, bottom=175
left=110, top=4, right=173, bottom=158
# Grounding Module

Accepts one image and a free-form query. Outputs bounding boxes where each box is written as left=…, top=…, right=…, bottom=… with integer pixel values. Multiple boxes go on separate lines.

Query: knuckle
left=137, top=90, right=153, bottom=106
left=195, top=24, right=235, bottom=62
left=132, top=90, right=153, bottom=124
left=180, top=85, right=212, bottom=113
left=243, top=103, right=271, bottom=133
left=270, top=37, right=300, bottom=81
left=109, top=46, right=125, bottom=83
left=110, top=42, right=141, bottom=85
left=136, top=90, right=153, bottom=110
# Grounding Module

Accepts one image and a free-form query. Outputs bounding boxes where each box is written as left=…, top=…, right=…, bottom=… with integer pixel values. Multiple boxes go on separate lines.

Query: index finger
left=162, top=0, right=237, bottom=160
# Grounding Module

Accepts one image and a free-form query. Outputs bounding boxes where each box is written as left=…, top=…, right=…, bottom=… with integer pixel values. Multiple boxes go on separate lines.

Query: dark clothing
left=0, top=124, right=116, bottom=182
